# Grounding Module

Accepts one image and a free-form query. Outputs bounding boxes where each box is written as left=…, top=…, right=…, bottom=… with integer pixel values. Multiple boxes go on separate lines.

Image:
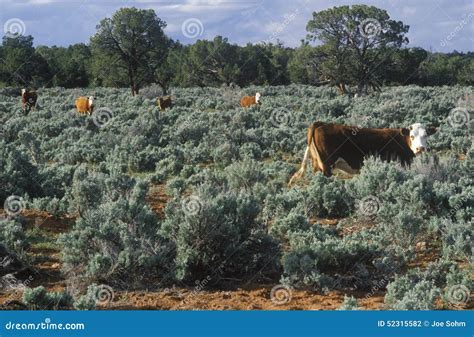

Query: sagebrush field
left=0, top=84, right=472, bottom=310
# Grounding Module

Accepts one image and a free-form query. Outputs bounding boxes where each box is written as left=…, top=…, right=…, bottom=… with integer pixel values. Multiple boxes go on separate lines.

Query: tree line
left=0, top=6, right=472, bottom=95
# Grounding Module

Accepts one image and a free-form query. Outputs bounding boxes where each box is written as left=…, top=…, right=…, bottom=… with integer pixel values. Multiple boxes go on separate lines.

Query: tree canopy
left=0, top=6, right=472, bottom=92
left=306, top=5, right=410, bottom=95
left=90, top=7, right=170, bottom=95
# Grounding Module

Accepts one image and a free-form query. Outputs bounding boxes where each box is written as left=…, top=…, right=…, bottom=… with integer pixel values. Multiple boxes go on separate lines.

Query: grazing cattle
left=156, top=96, right=172, bottom=111
left=289, top=122, right=436, bottom=185
left=240, top=92, right=261, bottom=108
left=21, top=89, right=38, bottom=114
left=75, top=96, right=94, bottom=115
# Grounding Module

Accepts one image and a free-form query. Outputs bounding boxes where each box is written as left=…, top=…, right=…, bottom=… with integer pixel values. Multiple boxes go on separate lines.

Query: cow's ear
left=426, top=127, right=437, bottom=135
left=400, top=128, right=410, bottom=136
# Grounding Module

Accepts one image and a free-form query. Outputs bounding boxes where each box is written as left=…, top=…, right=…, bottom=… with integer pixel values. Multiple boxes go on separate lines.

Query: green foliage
left=385, top=261, right=471, bottom=309
left=73, top=284, right=100, bottom=310
left=90, top=7, right=170, bottom=95
left=162, top=182, right=281, bottom=283
left=0, top=35, right=50, bottom=87
left=0, top=140, right=39, bottom=202
left=306, top=4, right=409, bottom=94
left=337, top=295, right=360, bottom=310
left=0, top=218, right=29, bottom=277
left=0, top=83, right=471, bottom=301
left=59, top=171, right=174, bottom=287
left=0, top=6, right=471, bottom=89
left=0, top=217, right=28, bottom=254
left=270, top=209, right=311, bottom=241
left=281, top=226, right=385, bottom=290
left=387, top=279, right=440, bottom=310
left=306, top=173, right=353, bottom=218
left=22, top=286, right=73, bottom=310
left=36, top=44, right=91, bottom=88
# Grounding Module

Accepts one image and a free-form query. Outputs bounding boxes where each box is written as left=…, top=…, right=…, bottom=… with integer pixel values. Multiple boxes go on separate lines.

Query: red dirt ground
left=1, top=184, right=471, bottom=310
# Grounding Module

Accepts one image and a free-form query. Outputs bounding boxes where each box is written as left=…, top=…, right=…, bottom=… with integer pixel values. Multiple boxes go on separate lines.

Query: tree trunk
left=128, top=66, right=135, bottom=96
left=128, top=63, right=139, bottom=96
left=357, top=82, right=368, bottom=96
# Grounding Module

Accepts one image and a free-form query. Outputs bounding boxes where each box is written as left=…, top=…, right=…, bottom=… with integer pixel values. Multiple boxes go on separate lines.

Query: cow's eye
left=410, top=136, right=414, bottom=140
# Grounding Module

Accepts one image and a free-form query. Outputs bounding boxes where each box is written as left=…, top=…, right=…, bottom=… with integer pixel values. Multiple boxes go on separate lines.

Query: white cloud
left=402, top=6, right=416, bottom=16
left=0, top=0, right=472, bottom=51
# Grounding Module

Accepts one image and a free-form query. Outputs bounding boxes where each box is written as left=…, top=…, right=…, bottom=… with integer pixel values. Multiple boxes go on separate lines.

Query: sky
left=0, top=0, right=473, bottom=52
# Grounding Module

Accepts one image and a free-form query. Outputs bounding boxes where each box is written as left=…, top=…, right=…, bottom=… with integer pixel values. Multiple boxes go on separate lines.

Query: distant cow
left=75, top=96, right=94, bottom=115
left=156, top=96, right=172, bottom=111
left=21, top=89, right=38, bottom=114
left=240, top=92, right=261, bottom=108
left=289, top=122, right=436, bottom=185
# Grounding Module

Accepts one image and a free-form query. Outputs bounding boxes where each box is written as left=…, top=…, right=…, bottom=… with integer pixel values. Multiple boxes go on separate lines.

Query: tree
left=154, top=41, right=183, bottom=94
left=238, top=42, right=286, bottom=86
left=37, top=44, right=91, bottom=88
left=288, top=42, right=332, bottom=85
left=0, top=35, right=50, bottom=87
left=90, top=7, right=170, bottom=95
left=183, top=36, right=241, bottom=87
left=306, top=5, right=409, bottom=95
left=419, top=52, right=474, bottom=86
left=385, top=47, right=427, bottom=85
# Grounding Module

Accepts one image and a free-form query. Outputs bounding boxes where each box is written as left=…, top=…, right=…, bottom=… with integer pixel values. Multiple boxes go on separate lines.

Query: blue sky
left=1, top=0, right=473, bottom=52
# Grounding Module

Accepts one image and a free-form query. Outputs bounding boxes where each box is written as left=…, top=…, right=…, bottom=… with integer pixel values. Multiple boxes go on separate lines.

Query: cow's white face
left=21, top=89, right=26, bottom=95
left=405, top=123, right=436, bottom=155
left=88, top=96, right=94, bottom=106
left=255, top=92, right=261, bottom=103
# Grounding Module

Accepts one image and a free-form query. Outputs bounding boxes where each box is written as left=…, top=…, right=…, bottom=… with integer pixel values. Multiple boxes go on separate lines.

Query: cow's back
left=75, top=97, right=89, bottom=113
left=240, top=96, right=255, bottom=107
left=313, top=123, right=414, bottom=170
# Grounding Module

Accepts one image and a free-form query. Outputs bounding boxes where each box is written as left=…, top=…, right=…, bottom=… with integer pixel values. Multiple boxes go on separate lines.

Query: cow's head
left=401, top=123, right=436, bottom=155
left=255, top=92, right=261, bottom=104
left=21, top=88, right=26, bottom=96
left=88, top=96, right=94, bottom=106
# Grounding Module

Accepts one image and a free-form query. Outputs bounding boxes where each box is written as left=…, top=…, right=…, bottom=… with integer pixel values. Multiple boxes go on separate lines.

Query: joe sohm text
left=377, top=320, right=466, bottom=328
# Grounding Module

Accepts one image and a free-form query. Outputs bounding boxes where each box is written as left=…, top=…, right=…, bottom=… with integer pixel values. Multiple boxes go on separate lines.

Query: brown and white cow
left=157, top=96, right=172, bottom=111
left=75, top=96, right=94, bottom=115
left=240, top=92, right=261, bottom=108
left=21, top=89, right=38, bottom=114
left=289, top=122, right=436, bottom=185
